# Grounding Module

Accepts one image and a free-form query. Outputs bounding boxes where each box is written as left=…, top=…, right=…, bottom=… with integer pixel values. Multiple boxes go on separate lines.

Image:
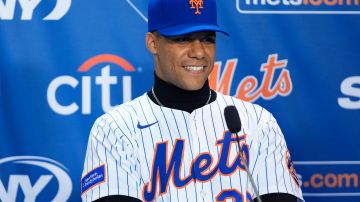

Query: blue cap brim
left=157, top=23, right=229, bottom=37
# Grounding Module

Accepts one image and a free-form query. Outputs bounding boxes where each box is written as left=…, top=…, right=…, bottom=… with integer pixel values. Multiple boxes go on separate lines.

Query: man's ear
left=146, top=32, right=158, bottom=54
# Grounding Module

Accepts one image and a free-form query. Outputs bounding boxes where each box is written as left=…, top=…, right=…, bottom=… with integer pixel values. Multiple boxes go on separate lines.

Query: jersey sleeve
left=81, top=113, right=141, bottom=202
left=251, top=109, right=304, bottom=201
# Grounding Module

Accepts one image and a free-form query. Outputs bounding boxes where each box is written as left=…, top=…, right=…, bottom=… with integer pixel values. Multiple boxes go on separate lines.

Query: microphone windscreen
left=224, top=105, right=242, bottom=133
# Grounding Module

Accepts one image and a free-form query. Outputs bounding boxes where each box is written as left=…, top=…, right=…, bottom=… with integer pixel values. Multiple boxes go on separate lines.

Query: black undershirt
left=95, top=75, right=299, bottom=202
left=147, top=74, right=217, bottom=113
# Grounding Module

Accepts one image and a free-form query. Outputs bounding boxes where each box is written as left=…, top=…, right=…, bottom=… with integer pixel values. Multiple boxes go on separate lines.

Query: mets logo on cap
left=190, top=0, right=204, bottom=15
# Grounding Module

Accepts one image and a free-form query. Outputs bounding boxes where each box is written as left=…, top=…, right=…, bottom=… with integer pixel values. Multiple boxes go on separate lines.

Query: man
left=81, top=0, right=304, bottom=201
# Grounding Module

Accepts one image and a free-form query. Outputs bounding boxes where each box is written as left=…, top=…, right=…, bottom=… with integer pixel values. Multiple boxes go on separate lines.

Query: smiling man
left=81, top=0, right=304, bottom=202
left=148, top=31, right=216, bottom=91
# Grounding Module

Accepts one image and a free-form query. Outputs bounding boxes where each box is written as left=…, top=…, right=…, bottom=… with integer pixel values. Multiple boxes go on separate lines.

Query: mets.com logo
left=0, top=156, right=72, bottom=201
left=295, top=161, right=360, bottom=197
left=236, top=0, right=360, bottom=14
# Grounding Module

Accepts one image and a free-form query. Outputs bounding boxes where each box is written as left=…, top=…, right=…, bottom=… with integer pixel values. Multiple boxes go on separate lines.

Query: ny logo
left=189, top=0, right=203, bottom=15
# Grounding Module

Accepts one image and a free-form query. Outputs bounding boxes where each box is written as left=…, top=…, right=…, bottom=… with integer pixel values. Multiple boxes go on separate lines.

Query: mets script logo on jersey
left=236, top=0, right=360, bottom=14
left=190, top=0, right=204, bottom=14
left=47, top=54, right=136, bottom=115
left=142, top=131, right=250, bottom=201
left=209, top=54, right=293, bottom=102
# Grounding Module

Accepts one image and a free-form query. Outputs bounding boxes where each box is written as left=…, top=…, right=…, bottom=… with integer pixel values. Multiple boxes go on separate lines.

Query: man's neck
left=147, top=74, right=216, bottom=113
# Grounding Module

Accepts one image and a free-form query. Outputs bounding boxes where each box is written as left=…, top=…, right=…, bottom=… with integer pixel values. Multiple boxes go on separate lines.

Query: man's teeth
left=184, top=66, right=205, bottom=71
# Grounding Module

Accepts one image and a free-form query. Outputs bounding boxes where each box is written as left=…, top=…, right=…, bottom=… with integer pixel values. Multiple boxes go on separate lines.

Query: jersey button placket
left=190, top=114, right=205, bottom=201
left=200, top=190, right=206, bottom=199
left=188, top=114, right=202, bottom=201
left=189, top=116, right=200, bottom=155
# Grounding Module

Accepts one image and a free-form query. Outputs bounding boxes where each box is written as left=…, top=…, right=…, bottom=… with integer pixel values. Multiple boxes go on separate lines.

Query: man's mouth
left=183, top=65, right=206, bottom=71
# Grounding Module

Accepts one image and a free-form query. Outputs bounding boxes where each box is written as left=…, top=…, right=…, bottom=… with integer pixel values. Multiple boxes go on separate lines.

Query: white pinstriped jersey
left=81, top=92, right=304, bottom=202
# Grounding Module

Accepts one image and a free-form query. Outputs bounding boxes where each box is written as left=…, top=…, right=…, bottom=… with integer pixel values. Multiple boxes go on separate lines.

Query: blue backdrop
left=1, top=0, right=359, bottom=201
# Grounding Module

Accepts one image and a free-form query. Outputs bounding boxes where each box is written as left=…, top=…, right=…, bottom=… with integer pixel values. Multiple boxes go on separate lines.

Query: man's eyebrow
left=163, top=32, right=216, bottom=41
left=168, top=34, right=191, bottom=38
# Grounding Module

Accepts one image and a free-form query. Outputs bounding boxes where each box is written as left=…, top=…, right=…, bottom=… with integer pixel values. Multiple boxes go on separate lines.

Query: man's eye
left=172, top=37, right=191, bottom=43
left=201, top=36, right=216, bottom=43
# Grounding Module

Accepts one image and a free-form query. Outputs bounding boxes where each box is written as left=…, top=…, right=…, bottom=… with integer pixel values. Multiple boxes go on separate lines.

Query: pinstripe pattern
left=81, top=92, right=304, bottom=201
left=224, top=96, right=243, bottom=193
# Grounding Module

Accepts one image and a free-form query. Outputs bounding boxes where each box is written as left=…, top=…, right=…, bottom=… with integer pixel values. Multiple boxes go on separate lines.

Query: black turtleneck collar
left=147, top=73, right=217, bottom=113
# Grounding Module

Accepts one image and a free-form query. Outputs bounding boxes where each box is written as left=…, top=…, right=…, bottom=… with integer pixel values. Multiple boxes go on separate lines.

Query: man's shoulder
left=111, top=93, right=147, bottom=113
left=215, top=91, right=272, bottom=123
left=94, top=93, right=148, bottom=126
left=215, top=91, right=264, bottom=111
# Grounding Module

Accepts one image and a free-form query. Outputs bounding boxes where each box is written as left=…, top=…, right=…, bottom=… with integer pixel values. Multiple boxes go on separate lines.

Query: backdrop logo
left=47, top=54, right=136, bottom=115
left=209, top=54, right=293, bottom=102
left=338, top=76, right=360, bottom=110
left=0, top=156, right=72, bottom=201
left=236, top=0, right=360, bottom=14
left=0, top=0, right=72, bottom=20
left=294, top=161, right=360, bottom=197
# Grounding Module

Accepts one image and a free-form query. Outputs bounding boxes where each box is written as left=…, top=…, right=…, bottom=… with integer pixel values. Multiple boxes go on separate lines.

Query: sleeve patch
left=286, top=150, right=300, bottom=187
left=81, top=164, right=106, bottom=194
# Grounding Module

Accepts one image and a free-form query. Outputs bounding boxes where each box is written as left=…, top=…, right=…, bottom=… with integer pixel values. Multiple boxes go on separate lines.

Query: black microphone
left=224, top=106, right=263, bottom=202
left=224, top=106, right=242, bottom=133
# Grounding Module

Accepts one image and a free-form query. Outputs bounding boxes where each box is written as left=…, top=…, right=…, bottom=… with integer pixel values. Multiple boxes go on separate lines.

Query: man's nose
left=188, top=40, right=206, bottom=59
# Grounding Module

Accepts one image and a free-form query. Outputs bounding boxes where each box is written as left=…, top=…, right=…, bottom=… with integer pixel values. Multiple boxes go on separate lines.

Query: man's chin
left=180, top=82, right=207, bottom=91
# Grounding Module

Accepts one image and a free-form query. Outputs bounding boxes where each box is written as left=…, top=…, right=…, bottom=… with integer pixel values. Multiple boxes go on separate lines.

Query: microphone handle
left=234, top=132, right=263, bottom=202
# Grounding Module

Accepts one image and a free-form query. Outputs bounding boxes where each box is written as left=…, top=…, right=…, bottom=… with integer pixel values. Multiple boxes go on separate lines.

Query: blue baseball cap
left=148, top=0, right=228, bottom=36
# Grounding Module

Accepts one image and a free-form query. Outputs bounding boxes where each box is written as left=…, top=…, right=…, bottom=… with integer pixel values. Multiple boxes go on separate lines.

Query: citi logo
left=0, top=156, right=72, bottom=202
left=209, top=54, right=292, bottom=102
left=47, top=54, right=136, bottom=115
left=236, top=0, right=360, bottom=14
left=0, top=0, right=71, bottom=20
